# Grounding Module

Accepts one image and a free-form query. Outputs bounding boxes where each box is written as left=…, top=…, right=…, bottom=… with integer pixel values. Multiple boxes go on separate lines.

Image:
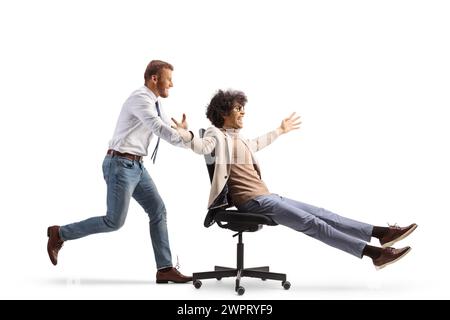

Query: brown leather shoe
left=156, top=267, right=192, bottom=284
left=373, top=246, right=411, bottom=270
left=47, top=226, right=64, bottom=266
left=379, top=223, right=417, bottom=248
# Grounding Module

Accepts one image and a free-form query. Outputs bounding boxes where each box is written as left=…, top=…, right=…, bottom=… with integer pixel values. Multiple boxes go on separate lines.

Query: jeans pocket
left=118, top=157, right=134, bottom=169
left=239, top=197, right=264, bottom=212
left=251, top=195, right=277, bottom=213
left=252, top=196, right=265, bottom=207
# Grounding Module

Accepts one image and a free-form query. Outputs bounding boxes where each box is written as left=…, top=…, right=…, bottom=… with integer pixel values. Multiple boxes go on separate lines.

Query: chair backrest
left=199, top=128, right=216, bottom=183
left=200, top=128, right=220, bottom=228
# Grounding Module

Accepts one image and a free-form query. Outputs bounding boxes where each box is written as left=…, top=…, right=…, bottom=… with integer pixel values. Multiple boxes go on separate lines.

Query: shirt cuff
left=177, top=128, right=193, bottom=142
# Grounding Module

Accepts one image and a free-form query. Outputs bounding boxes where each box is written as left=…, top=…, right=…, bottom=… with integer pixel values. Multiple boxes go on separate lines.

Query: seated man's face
left=223, top=103, right=245, bottom=129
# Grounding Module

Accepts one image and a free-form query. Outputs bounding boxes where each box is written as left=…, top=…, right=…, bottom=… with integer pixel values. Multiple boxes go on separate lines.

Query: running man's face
left=223, top=103, right=245, bottom=129
left=155, top=68, right=173, bottom=98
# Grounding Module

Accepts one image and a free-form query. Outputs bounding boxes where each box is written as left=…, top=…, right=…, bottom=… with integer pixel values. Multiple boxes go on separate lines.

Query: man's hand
left=171, top=113, right=188, bottom=130
left=279, top=112, right=301, bottom=134
left=172, top=113, right=193, bottom=142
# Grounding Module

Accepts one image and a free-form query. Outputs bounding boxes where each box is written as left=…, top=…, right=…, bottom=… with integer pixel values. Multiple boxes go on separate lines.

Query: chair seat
left=215, top=209, right=277, bottom=225
left=208, top=209, right=278, bottom=232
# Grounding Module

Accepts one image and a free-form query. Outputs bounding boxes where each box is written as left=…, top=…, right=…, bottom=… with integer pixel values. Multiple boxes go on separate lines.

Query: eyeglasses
left=233, top=105, right=245, bottom=113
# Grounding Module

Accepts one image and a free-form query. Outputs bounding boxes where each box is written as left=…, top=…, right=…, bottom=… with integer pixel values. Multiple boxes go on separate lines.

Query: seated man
left=174, top=89, right=417, bottom=270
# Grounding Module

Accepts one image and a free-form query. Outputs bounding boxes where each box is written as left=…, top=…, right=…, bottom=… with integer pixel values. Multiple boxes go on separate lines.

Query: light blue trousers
left=237, top=194, right=373, bottom=258
left=59, top=155, right=172, bottom=269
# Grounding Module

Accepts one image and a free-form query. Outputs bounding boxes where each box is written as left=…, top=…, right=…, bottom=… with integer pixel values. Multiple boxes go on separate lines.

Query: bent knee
left=103, top=216, right=126, bottom=231
left=148, top=206, right=167, bottom=224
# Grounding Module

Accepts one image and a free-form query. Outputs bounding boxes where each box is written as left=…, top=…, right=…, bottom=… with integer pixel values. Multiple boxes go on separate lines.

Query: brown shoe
left=373, top=246, right=411, bottom=270
left=47, top=226, right=64, bottom=266
left=379, top=223, right=417, bottom=248
left=156, top=267, right=192, bottom=284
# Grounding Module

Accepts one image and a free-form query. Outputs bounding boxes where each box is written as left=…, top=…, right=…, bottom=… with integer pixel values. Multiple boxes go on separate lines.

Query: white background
left=1, top=0, right=449, bottom=300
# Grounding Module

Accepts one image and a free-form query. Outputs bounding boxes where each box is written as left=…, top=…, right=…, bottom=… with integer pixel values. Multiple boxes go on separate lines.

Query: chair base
left=192, top=233, right=290, bottom=295
left=193, top=266, right=288, bottom=295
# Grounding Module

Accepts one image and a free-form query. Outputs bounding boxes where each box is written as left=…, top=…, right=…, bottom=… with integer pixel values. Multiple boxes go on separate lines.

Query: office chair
left=192, top=129, right=290, bottom=296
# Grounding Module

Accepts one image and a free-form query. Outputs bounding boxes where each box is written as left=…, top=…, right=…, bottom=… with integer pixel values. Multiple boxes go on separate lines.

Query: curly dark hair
left=206, top=89, right=247, bottom=128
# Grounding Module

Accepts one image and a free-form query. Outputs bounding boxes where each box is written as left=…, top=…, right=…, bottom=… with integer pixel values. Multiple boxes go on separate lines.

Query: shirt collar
left=143, top=85, right=158, bottom=102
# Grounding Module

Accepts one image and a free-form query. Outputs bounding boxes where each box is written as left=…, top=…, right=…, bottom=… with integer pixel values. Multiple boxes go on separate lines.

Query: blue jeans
left=237, top=194, right=373, bottom=258
left=60, top=155, right=172, bottom=269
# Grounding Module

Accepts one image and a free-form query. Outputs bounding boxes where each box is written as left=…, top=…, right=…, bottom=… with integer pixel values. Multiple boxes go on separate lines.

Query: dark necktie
left=150, top=101, right=161, bottom=164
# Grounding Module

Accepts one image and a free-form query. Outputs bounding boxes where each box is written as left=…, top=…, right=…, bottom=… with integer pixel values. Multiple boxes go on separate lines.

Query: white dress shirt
left=108, top=86, right=185, bottom=156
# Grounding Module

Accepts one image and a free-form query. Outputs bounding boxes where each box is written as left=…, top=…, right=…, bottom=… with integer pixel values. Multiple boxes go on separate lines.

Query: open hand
left=279, top=112, right=301, bottom=134
left=171, top=113, right=188, bottom=130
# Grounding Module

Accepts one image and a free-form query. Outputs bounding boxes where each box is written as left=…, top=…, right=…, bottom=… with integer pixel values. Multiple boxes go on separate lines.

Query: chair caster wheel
left=216, top=277, right=222, bottom=281
left=236, top=286, right=245, bottom=296
left=282, top=280, right=291, bottom=290
left=261, top=278, right=266, bottom=281
left=193, top=280, right=202, bottom=289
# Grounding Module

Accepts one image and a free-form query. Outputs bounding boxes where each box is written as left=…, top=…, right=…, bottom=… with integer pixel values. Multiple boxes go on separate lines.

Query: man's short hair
left=206, top=89, right=247, bottom=128
left=144, top=60, right=174, bottom=82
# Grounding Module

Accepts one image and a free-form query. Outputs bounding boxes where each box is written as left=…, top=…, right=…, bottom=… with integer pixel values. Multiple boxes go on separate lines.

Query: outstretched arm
left=133, top=98, right=186, bottom=147
left=172, top=122, right=218, bottom=155
left=248, top=112, right=301, bottom=152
